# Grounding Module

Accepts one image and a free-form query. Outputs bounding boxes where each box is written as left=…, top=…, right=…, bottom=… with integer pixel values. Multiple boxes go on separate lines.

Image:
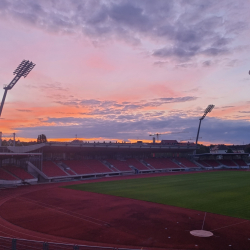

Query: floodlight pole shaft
left=195, top=119, right=202, bottom=152
left=0, top=74, right=22, bottom=117
left=7, top=74, right=22, bottom=90
left=0, top=89, right=8, bottom=117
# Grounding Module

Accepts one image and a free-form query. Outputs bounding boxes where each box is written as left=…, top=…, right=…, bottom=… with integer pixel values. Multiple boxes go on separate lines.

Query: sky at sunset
left=0, top=0, right=250, bottom=144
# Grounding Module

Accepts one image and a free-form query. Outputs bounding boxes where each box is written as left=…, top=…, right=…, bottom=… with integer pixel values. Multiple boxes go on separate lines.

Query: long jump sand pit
left=0, top=173, right=250, bottom=250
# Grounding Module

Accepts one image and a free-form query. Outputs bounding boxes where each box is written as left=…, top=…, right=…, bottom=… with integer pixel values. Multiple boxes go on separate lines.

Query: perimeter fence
left=0, top=236, right=140, bottom=250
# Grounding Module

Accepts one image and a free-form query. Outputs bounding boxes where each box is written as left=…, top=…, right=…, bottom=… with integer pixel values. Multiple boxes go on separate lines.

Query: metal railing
left=0, top=236, right=140, bottom=250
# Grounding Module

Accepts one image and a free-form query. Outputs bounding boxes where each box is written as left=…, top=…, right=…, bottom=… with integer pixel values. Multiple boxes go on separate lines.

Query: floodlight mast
left=195, top=104, right=215, bottom=152
left=0, top=60, right=35, bottom=117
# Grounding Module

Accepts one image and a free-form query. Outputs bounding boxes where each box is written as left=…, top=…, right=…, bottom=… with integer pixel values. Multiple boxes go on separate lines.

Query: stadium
left=0, top=0, right=250, bottom=250
left=0, top=14, right=250, bottom=249
left=0, top=61, right=250, bottom=250
left=0, top=135, right=250, bottom=250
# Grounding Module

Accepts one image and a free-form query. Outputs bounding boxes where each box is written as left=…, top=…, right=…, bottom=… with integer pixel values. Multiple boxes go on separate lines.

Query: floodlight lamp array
left=23, top=62, right=36, bottom=77
left=204, top=104, right=215, bottom=114
left=13, top=60, right=28, bottom=75
left=13, top=60, right=36, bottom=78
left=200, top=104, right=215, bottom=120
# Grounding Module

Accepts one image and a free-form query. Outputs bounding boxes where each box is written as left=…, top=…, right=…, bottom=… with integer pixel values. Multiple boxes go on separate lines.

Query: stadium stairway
left=64, top=168, right=77, bottom=175
left=83, top=159, right=113, bottom=173
left=102, top=160, right=119, bottom=172
left=172, top=158, right=186, bottom=168
left=233, top=159, right=248, bottom=168
left=176, top=158, right=199, bottom=169
left=126, top=158, right=152, bottom=172
left=104, top=158, right=156, bottom=173
left=141, top=160, right=155, bottom=170
left=162, top=158, right=184, bottom=169
left=62, top=160, right=95, bottom=175
left=63, top=159, right=122, bottom=176
left=201, top=160, right=221, bottom=168
left=27, top=161, right=79, bottom=182
left=0, top=165, right=38, bottom=185
left=145, top=158, right=182, bottom=170
left=0, top=168, right=22, bottom=185
left=193, top=160, right=210, bottom=169
left=55, top=162, right=77, bottom=175
left=0, top=168, right=19, bottom=180
left=105, top=159, right=134, bottom=172
left=195, top=160, right=212, bottom=169
left=218, top=160, right=241, bottom=169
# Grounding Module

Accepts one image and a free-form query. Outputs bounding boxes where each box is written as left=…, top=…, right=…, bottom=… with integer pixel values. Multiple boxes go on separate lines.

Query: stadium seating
left=42, top=161, right=68, bottom=177
left=234, top=159, right=248, bottom=167
left=0, top=168, right=18, bottom=180
left=65, top=169, right=77, bottom=175
left=196, top=160, right=211, bottom=168
left=106, top=159, right=132, bottom=171
left=63, top=160, right=94, bottom=175
left=83, top=159, right=112, bottom=173
left=126, top=158, right=150, bottom=170
left=177, top=158, right=199, bottom=168
left=145, top=158, right=181, bottom=169
left=202, top=160, right=220, bottom=167
left=3, top=166, right=34, bottom=180
left=219, top=160, right=237, bottom=167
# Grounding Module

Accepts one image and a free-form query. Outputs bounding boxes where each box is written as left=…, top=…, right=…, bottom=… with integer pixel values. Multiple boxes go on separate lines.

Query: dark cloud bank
left=14, top=97, right=250, bottom=144
left=0, top=0, right=248, bottom=61
left=16, top=115, right=250, bottom=145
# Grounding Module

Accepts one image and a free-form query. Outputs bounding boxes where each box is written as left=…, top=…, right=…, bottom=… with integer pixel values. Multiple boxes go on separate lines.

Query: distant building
left=210, top=144, right=228, bottom=154
left=71, top=139, right=83, bottom=144
left=161, top=140, right=178, bottom=145
left=228, top=145, right=245, bottom=153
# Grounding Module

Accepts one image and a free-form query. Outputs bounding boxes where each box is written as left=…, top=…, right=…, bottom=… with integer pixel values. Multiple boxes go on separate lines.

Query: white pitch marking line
left=202, top=212, right=207, bottom=230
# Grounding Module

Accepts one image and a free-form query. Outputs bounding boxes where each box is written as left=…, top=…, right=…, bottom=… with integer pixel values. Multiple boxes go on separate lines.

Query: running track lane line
left=0, top=187, right=108, bottom=244
left=13, top=197, right=105, bottom=227
left=0, top=194, right=150, bottom=245
left=0, top=222, right=76, bottom=244
left=210, top=220, right=249, bottom=232
left=0, top=192, right=140, bottom=245
left=17, top=196, right=111, bottom=226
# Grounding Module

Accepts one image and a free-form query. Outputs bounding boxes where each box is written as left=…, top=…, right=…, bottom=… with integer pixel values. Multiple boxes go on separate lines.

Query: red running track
left=0, top=172, right=250, bottom=250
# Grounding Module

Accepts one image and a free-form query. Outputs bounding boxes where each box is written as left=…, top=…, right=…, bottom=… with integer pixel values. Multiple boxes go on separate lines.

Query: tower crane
left=149, top=133, right=161, bottom=142
left=149, top=131, right=187, bottom=142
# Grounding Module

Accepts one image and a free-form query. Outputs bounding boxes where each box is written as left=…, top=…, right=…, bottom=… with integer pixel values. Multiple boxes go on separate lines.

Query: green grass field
left=64, top=171, right=250, bottom=220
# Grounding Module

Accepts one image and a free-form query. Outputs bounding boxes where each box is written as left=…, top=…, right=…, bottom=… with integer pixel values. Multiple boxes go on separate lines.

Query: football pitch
left=64, top=171, right=250, bottom=220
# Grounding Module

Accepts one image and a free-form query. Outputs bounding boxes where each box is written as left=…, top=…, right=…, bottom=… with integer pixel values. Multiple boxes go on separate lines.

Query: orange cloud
left=0, top=102, right=91, bottom=134
left=212, top=103, right=250, bottom=120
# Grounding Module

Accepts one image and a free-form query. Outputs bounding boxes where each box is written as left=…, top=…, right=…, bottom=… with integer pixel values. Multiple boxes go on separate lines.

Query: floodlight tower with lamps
left=0, top=60, right=36, bottom=117
left=195, top=104, right=215, bottom=151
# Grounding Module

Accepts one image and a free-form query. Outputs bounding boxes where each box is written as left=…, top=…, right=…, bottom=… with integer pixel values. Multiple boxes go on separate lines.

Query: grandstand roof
left=6, top=142, right=196, bottom=154
left=0, top=152, right=42, bottom=160
left=194, top=153, right=248, bottom=156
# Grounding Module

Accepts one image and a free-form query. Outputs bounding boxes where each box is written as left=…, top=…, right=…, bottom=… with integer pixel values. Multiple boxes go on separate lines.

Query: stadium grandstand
left=0, top=139, right=249, bottom=186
